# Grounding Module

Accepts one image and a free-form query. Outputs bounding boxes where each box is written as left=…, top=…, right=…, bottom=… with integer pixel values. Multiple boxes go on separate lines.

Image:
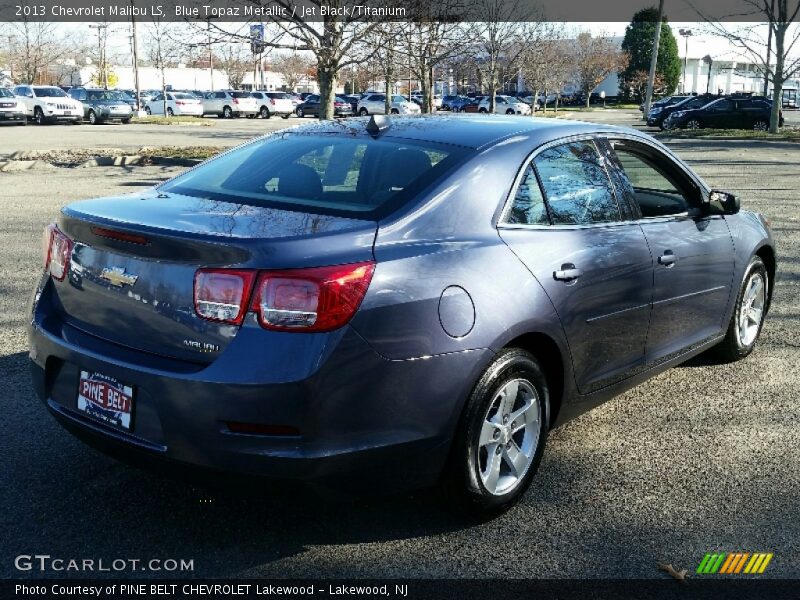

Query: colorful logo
left=697, top=552, right=773, bottom=575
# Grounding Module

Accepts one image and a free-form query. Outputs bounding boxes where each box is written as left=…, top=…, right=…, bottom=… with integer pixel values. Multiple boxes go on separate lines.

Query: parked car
left=449, top=97, right=472, bottom=112
left=646, top=93, right=718, bottom=129
left=68, top=88, right=133, bottom=124
left=357, top=93, right=421, bottom=116
left=663, top=96, right=783, bottom=131
left=295, top=94, right=354, bottom=118
left=115, top=90, right=140, bottom=111
left=478, top=95, right=532, bottom=115
left=639, top=94, right=688, bottom=112
left=0, top=88, right=27, bottom=125
left=461, top=97, right=485, bottom=113
left=441, top=95, right=463, bottom=111
left=250, top=91, right=294, bottom=119
left=342, top=94, right=361, bottom=112
left=145, top=92, right=204, bottom=117
left=202, top=90, right=258, bottom=118
left=30, top=116, right=775, bottom=515
left=13, top=85, right=82, bottom=125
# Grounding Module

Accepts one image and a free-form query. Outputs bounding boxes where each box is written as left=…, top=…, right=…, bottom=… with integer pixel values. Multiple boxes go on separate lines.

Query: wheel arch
left=755, top=243, right=776, bottom=314
left=501, top=332, right=566, bottom=428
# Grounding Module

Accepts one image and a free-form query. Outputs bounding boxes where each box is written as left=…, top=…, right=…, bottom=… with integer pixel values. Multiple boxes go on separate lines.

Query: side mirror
left=710, top=190, right=740, bottom=215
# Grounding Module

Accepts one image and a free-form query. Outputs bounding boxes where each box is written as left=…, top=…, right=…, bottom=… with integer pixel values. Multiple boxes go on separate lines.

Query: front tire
left=34, top=107, right=46, bottom=125
left=479, top=107, right=488, bottom=113
left=167, top=108, right=174, bottom=117
left=686, top=118, right=702, bottom=130
left=296, top=107, right=304, bottom=118
left=443, top=348, right=549, bottom=516
left=144, top=106, right=152, bottom=115
left=359, top=108, right=369, bottom=116
left=713, top=256, right=768, bottom=362
left=88, top=110, right=97, bottom=125
left=753, top=119, right=768, bottom=131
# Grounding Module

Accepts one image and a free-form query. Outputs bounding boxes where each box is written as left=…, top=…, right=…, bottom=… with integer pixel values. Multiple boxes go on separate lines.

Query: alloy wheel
left=687, top=119, right=701, bottom=130
left=261, top=107, right=269, bottom=119
left=88, top=110, right=97, bottom=125
left=223, top=106, right=232, bottom=118
left=296, top=108, right=304, bottom=118
left=738, top=271, right=766, bottom=347
left=754, top=120, right=768, bottom=131
left=35, top=108, right=44, bottom=125
left=476, top=378, right=541, bottom=496
left=167, top=108, right=174, bottom=117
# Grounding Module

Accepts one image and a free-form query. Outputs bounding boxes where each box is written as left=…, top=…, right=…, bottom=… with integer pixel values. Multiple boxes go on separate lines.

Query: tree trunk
left=384, top=77, right=391, bottom=114
left=317, top=63, right=338, bottom=120
left=488, top=72, right=496, bottom=113
left=420, top=67, right=433, bottom=114
left=769, top=27, right=785, bottom=134
left=585, top=89, right=591, bottom=109
left=161, top=70, right=167, bottom=118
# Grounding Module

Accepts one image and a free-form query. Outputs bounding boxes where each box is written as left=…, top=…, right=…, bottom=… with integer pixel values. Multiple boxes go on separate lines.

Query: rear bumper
left=28, top=277, right=490, bottom=494
left=0, top=111, right=25, bottom=121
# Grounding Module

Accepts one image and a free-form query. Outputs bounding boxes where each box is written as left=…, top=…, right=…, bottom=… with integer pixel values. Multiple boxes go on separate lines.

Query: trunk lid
left=54, top=191, right=376, bottom=363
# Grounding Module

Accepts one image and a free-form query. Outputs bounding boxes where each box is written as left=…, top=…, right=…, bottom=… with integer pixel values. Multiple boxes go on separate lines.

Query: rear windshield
left=172, top=93, right=195, bottom=99
left=159, top=134, right=468, bottom=217
left=268, top=92, right=291, bottom=99
left=231, top=92, right=251, bottom=98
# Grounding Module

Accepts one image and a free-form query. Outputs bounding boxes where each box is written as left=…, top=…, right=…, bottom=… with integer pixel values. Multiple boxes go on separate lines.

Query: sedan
left=357, top=93, right=421, bottom=116
left=29, top=116, right=774, bottom=515
left=295, top=94, right=354, bottom=118
left=478, top=95, right=532, bottom=115
left=145, top=92, right=204, bottom=117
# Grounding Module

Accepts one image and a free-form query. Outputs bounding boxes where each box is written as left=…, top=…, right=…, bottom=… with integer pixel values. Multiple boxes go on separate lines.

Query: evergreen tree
left=619, top=8, right=681, bottom=101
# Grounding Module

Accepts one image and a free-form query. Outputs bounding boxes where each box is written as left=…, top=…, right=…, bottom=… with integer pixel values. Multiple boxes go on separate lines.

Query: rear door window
left=533, top=140, right=621, bottom=225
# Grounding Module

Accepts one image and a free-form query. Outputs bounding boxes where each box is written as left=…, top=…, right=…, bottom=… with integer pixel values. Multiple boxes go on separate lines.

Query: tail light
left=193, top=262, right=374, bottom=332
left=194, top=269, right=257, bottom=325
left=232, top=98, right=239, bottom=104
left=252, top=262, right=375, bottom=332
left=175, top=100, right=185, bottom=106
left=42, top=223, right=72, bottom=281
left=269, top=98, right=275, bottom=106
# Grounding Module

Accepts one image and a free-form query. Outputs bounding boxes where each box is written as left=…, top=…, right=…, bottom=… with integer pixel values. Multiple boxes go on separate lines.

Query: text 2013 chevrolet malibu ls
left=29, top=116, right=775, bottom=514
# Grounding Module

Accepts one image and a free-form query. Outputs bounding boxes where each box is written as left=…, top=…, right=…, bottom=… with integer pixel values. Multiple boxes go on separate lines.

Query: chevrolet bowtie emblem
left=100, top=267, right=138, bottom=288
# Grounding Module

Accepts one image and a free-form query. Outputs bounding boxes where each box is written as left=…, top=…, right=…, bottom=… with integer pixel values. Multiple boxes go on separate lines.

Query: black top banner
left=0, top=0, right=786, bottom=22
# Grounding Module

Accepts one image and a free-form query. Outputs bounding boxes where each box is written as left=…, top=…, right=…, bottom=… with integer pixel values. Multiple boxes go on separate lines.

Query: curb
left=0, top=155, right=204, bottom=171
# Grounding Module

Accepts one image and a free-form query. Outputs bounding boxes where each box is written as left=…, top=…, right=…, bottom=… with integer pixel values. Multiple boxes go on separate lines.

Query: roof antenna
left=366, top=114, right=392, bottom=137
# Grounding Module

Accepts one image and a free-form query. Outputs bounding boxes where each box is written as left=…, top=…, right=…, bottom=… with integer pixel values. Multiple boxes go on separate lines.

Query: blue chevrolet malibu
left=29, top=116, right=775, bottom=514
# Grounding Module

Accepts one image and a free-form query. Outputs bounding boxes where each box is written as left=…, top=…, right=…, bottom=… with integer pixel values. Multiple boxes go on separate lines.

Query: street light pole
left=679, top=29, right=693, bottom=93
left=130, top=1, right=141, bottom=111
left=642, top=0, right=665, bottom=119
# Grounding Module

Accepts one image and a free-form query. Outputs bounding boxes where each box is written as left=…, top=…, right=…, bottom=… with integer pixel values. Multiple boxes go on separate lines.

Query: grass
left=131, top=116, right=213, bottom=126
left=655, top=127, right=800, bottom=142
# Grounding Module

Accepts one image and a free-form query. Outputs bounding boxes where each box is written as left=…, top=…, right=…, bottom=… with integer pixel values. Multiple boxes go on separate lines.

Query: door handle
left=658, top=250, right=677, bottom=266
left=554, top=264, right=583, bottom=282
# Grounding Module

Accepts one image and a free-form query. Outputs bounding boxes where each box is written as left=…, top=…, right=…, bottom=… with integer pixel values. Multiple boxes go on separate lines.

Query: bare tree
left=202, top=0, right=386, bottom=119
left=573, top=31, right=629, bottom=108
left=519, top=27, right=572, bottom=114
left=472, top=0, right=538, bottom=112
left=145, top=20, right=181, bottom=116
left=216, top=43, right=250, bottom=89
left=2, top=21, right=66, bottom=84
left=366, top=23, right=408, bottom=114
left=401, top=0, right=470, bottom=113
left=700, top=1, right=800, bottom=132
left=626, top=69, right=668, bottom=102
left=271, top=52, right=314, bottom=91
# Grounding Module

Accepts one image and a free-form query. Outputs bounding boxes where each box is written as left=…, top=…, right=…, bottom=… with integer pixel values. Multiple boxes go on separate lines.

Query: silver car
left=357, top=94, right=421, bottom=116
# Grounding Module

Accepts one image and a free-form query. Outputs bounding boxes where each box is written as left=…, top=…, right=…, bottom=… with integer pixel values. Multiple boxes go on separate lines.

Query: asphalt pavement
left=1, top=114, right=798, bottom=580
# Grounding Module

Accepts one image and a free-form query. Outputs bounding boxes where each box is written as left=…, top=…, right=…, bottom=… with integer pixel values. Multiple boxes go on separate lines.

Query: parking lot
left=1, top=111, right=799, bottom=579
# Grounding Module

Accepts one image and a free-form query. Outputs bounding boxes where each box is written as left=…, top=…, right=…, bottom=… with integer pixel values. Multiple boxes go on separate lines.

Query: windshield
left=33, top=87, right=67, bottom=98
left=87, top=90, right=119, bottom=100
left=159, top=134, right=468, bottom=217
left=392, top=95, right=407, bottom=103
left=0, top=88, right=13, bottom=98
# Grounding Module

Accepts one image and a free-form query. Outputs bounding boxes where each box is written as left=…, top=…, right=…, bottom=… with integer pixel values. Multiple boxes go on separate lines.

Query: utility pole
left=642, top=0, right=664, bottom=119
left=679, top=29, right=693, bottom=93
left=130, top=1, right=141, bottom=112
left=89, top=23, right=109, bottom=89
left=207, top=18, right=214, bottom=91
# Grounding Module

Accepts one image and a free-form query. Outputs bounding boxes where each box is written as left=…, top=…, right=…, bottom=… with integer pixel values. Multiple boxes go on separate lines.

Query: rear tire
left=442, top=348, right=549, bottom=517
left=359, top=108, right=369, bottom=116
left=223, top=106, right=233, bottom=119
left=686, top=118, right=701, bottom=130
left=753, top=119, right=768, bottom=131
left=713, top=256, right=768, bottom=362
left=479, top=108, right=488, bottom=113
left=167, top=108, right=174, bottom=117
left=296, top=107, right=304, bottom=118
left=144, top=106, right=151, bottom=115
left=261, top=106, right=270, bottom=119
left=88, top=110, right=97, bottom=125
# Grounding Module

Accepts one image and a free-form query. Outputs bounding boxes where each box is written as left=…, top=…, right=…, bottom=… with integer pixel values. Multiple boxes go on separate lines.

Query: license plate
left=77, top=370, right=134, bottom=431
left=63, top=111, right=72, bottom=115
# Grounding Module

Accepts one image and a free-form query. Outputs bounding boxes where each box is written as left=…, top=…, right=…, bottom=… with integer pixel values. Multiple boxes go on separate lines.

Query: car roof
left=286, top=115, right=629, bottom=150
